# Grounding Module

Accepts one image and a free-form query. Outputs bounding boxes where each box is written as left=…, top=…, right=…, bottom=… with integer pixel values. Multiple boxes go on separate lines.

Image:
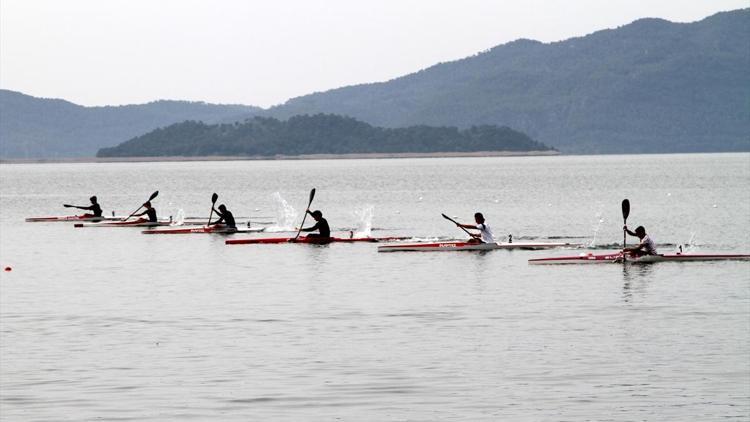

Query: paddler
left=623, top=225, right=657, bottom=256
left=210, top=204, right=236, bottom=229
left=65, top=196, right=103, bottom=218
left=300, top=210, right=330, bottom=239
left=455, top=212, right=495, bottom=244
left=133, top=201, right=158, bottom=223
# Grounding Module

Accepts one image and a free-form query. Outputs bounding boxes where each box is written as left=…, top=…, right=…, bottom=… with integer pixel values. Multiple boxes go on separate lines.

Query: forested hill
left=96, top=114, right=553, bottom=157
left=266, top=9, right=750, bottom=154
left=0, top=90, right=261, bottom=158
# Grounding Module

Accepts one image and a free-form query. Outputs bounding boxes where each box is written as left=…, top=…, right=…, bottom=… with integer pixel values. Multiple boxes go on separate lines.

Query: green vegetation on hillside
left=96, top=114, right=553, bottom=157
left=266, top=9, right=750, bottom=153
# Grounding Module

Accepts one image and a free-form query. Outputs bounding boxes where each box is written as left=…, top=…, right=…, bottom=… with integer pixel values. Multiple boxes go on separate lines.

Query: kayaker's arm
left=456, top=223, right=481, bottom=238
left=624, top=240, right=647, bottom=253
left=66, top=204, right=93, bottom=211
left=209, top=209, right=226, bottom=226
left=300, top=222, right=320, bottom=232
left=623, top=225, right=637, bottom=237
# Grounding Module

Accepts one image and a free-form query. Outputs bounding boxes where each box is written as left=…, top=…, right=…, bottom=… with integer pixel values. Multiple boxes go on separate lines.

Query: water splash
left=173, top=208, right=185, bottom=226
left=352, top=205, right=374, bottom=237
left=265, top=192, right=298, bottom=232
left=588, top=211, right=605, bottom=247
left=683, top=232, right=697, bottom=252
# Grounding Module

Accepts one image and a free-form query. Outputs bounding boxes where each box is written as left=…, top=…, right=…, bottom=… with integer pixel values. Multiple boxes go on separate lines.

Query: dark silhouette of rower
left=300, top=210, right=330, bottom=239
left=133, top=201, right=158, bottom=223
left=65, top=196, right=103, bottom=218
left=210, top=204, right=236, bottom=229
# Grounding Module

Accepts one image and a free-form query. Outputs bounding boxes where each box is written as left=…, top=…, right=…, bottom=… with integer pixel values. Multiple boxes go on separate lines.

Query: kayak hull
left=142, top=226, right=265, bottom=234
left=226, top=236, right=411, bottom=245
left=529, top=252, right=750, bottom=264
left=26, top=215, right=125, bottom=222
left=378, top=241, right=579, bottom=252
left=74, top=218, right=172, bottom=228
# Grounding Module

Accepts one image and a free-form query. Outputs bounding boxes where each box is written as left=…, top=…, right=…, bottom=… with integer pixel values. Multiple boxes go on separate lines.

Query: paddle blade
left=621, top=199, right=630, bottom=221
left=308, top=188, right=316, bottom=205
left=211, top=193, right=218, bottom=204
left=63, top=204, right=73, bottom=208
left=148, top=191, right=159, bottom=201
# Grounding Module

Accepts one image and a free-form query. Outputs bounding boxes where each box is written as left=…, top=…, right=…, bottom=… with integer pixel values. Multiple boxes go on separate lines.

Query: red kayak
left=529, top=251, right=750, bottom=264
left=226, top=236, right=411, bottom=245
left=142, top=225, right=265, bottom=235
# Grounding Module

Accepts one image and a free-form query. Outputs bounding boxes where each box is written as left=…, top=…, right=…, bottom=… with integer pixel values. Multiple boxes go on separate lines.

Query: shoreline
left=0, top=150, right=559, bottom=164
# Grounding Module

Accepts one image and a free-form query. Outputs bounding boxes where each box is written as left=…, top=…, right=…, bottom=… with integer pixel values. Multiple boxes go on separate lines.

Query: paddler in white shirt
left=623, top=225, right=657, bottom=256
left=455, top=212, right=495, bottom=244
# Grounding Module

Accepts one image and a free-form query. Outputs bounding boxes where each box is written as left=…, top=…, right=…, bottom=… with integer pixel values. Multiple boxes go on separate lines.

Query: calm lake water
left=1, top=153, right=749, bottom=421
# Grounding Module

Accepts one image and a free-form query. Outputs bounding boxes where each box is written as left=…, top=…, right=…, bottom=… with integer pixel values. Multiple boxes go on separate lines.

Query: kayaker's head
left=90, top=196, right=97, bottom=204
left=474, top=212, right=485, bottom=224
left=635, top=226, right=646, bottom=238
left=143, top=201, right=152, bottom=209
left=218, top=204, right=227, bottom=212
left=311, top=210, right=323, bottom=221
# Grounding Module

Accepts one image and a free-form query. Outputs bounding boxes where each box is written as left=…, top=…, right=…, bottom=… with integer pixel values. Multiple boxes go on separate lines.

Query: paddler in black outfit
left=65, top=196, right=103, bottom=218
left=300, top=210, right=330, bottom=239
left=210, top=204, right=236, bottom=229
left=133, top=201, right=158, bottom=223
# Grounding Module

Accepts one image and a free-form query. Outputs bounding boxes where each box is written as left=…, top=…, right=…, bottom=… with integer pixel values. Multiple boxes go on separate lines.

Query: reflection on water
left=621, top=263, right=655, bottom=302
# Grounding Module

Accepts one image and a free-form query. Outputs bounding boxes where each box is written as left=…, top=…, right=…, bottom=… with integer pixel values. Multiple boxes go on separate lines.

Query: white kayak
left=529, top=251, right=750, bottom=264
left=26, top=215, right=127, bottom=222
left=378, top=240, right=580, bottom=252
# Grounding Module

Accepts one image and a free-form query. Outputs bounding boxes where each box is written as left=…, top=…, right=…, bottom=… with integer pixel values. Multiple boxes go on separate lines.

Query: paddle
left=206, top=193, right=218, bottom=226
left=292, top=188, right=316, bottom=241
left=622, top=199, right=630, bottom=260
left=441, top=213, right=475, bottom=239
left=124, top=191, right=159, bottom=221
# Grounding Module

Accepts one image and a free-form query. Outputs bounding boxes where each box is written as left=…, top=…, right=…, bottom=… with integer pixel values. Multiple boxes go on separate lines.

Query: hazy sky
left=1, top=0, right=746, bottom=108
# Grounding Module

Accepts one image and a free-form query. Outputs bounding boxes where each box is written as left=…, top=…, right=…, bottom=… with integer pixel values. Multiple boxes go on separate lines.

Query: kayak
left=378, top=241, right=580, bottom=252
left=226, top=236, right=411, bottom=245
left=74, top=218, right=172, bottom=228
left=528, top=251, right=750, bottom=264
left=26, top=215, right=125, bottom=222
left=142, top=225, right=265, bottom=235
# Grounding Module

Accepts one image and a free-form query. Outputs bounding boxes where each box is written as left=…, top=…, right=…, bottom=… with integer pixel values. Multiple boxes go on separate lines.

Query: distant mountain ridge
left=0, top=90, right=261, bottom=158
left=97, top=114, right=553, bottom=157
left=265, top=9, right=750, bottom=153
left=2, top=9, right=748, bottom=158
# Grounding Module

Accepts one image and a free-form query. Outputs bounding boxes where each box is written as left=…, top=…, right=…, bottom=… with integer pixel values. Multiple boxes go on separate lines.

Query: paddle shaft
left=207, top=193, right=218, bottom=226
left=442, top=213, right=475, bottom=238
left=293, top=189, right=316, bottom=241
left=621, top=199, right=630, bottom=261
